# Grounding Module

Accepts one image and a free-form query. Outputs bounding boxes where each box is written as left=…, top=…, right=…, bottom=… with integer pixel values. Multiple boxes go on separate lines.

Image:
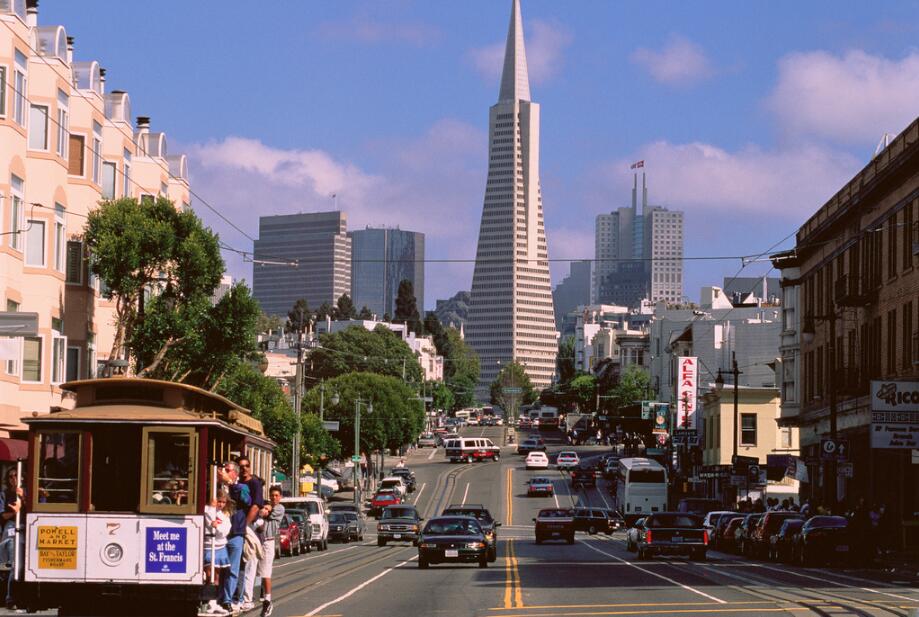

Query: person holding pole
left=200, top=488, right=232, bottom=616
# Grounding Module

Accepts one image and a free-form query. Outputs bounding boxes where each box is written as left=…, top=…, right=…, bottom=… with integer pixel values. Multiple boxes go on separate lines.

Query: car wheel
left=418, top=557, right=428, bottom=569
left=588, top=525, right=598, bottom=535
left=494, top=454, right=500, bottom=461
left=305, top=542, right=311, bottom=553
left=466, top=455, right=474, bottom=464
left=378, top=538, right=386, bottom=547
left=691, top=550, right=706, bottom=562
left=488, top=546, right=497, bottom=562
left=636, top=548, right=645, bottom=560
left=535, top=536, right=542, bottom=545
left=626, top=539, right=633, bottom=551
left=321, top=539, right=328, bottom=551
left=567, top=535, right=575, bottom=545
left=479, top=557, right=488, bottom=568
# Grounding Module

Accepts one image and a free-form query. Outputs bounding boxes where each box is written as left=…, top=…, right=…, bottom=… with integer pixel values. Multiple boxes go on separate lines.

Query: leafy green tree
left=394, top=280, right=422, bottom=334
left=569, top=374, right=598, bottom=412
left=441, top=327, right=479, bottom=410
left=423, top=312, right=448, bottom=355
left=335, top=294, right=358, bottom=320
left=308, top=325, right=423, bottom=383
left=256, top=312, right=283, bottom=334
left=303, top=373, right=424, bottom=457
left=286, top=299, right=311, bottom=333
left=607, top=364, right=652, bottom=411
left=358, top=306, right=374, bottom=320
left=315, top=302, right=334, bottom=322
left=428, top=381, right=454, bottom=412
left=557, top=336, right=577, bottom=384
left=489, top=361, right=535, bottom=417
left=84, top=196, right=223, bottom=367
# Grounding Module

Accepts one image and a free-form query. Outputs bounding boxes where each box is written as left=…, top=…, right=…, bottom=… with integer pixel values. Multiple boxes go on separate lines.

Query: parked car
left=324, top=466, right=352, bottom=491
left=634, top=512, right=708, bottom=561
left=525, top=452, right=550, bottom=470
left=625, top=517, right=646, bottom=551
left=556, top=451, right=580, bottom=470
left=417, top=433, right=438, bottom=448
left=328, top=511, right=365, bottom=543
left=390, top=467, right=416, bottom=492
left=328, top=502, right=362, bottom=517
left=417, top=516, right=489, bottom=568
left=769, top=518, right=804, bottom=562
left=285, top=508, right=313, bottom=554
left=793, top=516, right=850, bottom=566
left=570, top=466, right=596, bottom=488
left=720, top=516, right=745, bottom=553
left=676, top=498, right=724, bottom=516
left=526, top=477, right=554, bottom=497
left=702, top=511, right=734, bottom=549
left=533, top=508, right=575, bottom=544
left=736, top=513, right=764, bottom=556
left=750, top=511, right=804, bottom=558
left=517, top=437, right=547, bottom=455
left=277, top=513, right=303, bottom=556
left=572, top=507, right=623, bottom=535
left=370, top=488, right=402, bottom=517
left=441, top=504, right=499, bottom=562
left=714, top=514, right=744, bottom=551
left=281, top=495, right=329, bottom=551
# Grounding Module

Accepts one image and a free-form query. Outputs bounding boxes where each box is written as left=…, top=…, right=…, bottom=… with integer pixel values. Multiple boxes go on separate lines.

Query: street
left=260, top=427, right=919, bottom=617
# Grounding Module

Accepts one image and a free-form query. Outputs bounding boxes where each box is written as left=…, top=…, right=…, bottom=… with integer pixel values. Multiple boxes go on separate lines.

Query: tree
left=556, top=336, right=577, bottom=385
left=84, top=196, right=223, bottom=368
left=358, top=306, right=374, bottom=320
left=303, top=372, right=424, bottom=457
left=423, top=312, right=448, bottom=356
left=286, top=298, right=311, bottom=333
left=428, top=381, right=454, bottom=413
left=308, top=325, right=423, bottom=384
left=315, top=302, right=334, bottom=322
left=607, top=365, right=652, bottom=411
left=441, top=327, right=479, bottom=410
left=394, top=280, right=422, bottom=334
left=490, top=361, right=535, bottom=418
left=335, top=294, right=357, bottom=320
left=256, top=312, right=283, bottom=335
left=569, top=374, right=598, bottom=412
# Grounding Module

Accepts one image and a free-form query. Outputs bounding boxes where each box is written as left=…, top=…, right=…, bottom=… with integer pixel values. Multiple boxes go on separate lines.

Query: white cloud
left=767, top=49, right=919, bottom=144
left=186, top=120, right=487, bottom=305
left=317, top=15, right=441, bottom=47
left=545, top=227, right=594, bottom=283
left=594, top=140, right=859, bottom=217
left=468, top=19, right=573, bottom=85
left=630, top=35, right=714, bottom=86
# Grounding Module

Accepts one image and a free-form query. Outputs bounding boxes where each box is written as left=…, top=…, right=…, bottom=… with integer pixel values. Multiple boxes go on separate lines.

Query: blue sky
left=43, top=1, right=919, bottom=307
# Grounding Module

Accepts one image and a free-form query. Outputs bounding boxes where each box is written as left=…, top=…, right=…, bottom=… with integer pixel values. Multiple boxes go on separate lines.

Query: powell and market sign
left=871, top=381, right=919, bottom=449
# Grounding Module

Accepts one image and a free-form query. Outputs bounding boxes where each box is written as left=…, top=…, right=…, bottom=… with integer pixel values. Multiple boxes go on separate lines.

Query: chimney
left=99, top=68, right=106, bottom=94
left=66, top=36, right=73, bottom=64
left=136, top=116, right=150, bottom=134
left=25, top=0, right=37, bottom=27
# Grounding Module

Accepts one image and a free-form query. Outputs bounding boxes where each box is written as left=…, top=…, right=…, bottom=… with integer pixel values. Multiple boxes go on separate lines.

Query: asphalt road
left=262, top=426, right=919, bottom=617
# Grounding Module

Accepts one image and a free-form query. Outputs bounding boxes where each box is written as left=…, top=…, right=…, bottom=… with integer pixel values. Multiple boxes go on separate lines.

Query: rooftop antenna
left=873, top=132, right=893, bottom=157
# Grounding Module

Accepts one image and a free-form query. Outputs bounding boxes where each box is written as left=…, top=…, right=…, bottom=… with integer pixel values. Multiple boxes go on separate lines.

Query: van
left=281, top=494, right=330, bottom=551
left=444, top=437, right=500, bottom=463
left=380, top=476, right=407, bottom=498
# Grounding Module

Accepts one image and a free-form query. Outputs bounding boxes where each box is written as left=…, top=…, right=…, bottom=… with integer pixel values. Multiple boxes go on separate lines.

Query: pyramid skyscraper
left=467, top=0, right=558, bottom=398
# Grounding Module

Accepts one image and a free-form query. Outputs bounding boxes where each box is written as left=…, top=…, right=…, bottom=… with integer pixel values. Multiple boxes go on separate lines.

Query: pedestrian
left=801, top=499, right=811, bottom=518
left=236, top=456, right=265, bottom=612
left=877, top=504, right=893, bottom=555
left=850, top=498, right=873, bottom=562
left=217, top=461, right=250, bottom=613
left=200, top=487, right=232, bottom=617
left=250, top=486, right=284, bottom=617
left=0, top=468, right=23, bottom=610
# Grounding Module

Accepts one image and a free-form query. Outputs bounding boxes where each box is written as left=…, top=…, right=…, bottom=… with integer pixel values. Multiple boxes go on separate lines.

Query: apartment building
left=0, top=1, right=190, bottom=432
left=772, top=117, right=919, bottom=547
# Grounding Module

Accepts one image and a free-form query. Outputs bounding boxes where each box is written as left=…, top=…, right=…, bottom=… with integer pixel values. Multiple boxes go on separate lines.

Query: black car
left=390, top=467, right=417, bottom=492
left=736, top=513, right=763, bottom=556
left=572, top=507, right=623, bottom=535
left=328, top=511, right=365, bottom=543
left=769, top=518, right=804, bottom=562
left=417, top=516, right=489, bottom=568
left=378, top=504, right=423, bottom=546
left=570, top=466, right=596, bottom=488
left=534, top=508, right=575, bottom=544
left=793, top=516, right=850, bottom=566
left=635, top=512, right=708, bottom=561
left=517, top=437, right=547, bottom=455
left=442, top=504, right=499, bottom=562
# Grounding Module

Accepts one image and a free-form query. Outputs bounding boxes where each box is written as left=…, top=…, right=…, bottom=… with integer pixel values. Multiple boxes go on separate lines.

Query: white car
left=379, top=476, right=407, bottom=498
left=556, top=451, right=580, bottom=470
left=525, top=451, right=549, bottom=470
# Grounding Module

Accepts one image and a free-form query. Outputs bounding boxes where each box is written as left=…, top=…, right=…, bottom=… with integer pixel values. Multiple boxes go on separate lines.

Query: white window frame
left=13, top=51, right=26, bottom=127
left=122, top=148, right=131, bottom=197
left=101, top=161, right=116, bottom=199
left=9, top=174, right=24, bottom=251
left=28, top=104, right=49, bottom=151
left=5, top=300, right=20, bottom=376
left=91, top=121, right=102, bottom=185
left=53, top=204, right=65, bottom=272
left=21, top=334, right=43, bottom=384
left=56, top=90, right=69, bottom=160
left=51, top=332, right=66, bottom=384
left=65, top=346, right=80, bottom=382
left=25, top=219, right=46, bottom=267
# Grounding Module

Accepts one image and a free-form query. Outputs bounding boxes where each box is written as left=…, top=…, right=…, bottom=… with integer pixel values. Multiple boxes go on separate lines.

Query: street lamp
left=315, top=391, right=340, bottom=499
left=353, top=398, right=373, bottom=507
left=801, top=312, right=839, bottom=510
left=715, top=352, right=742, bottom=464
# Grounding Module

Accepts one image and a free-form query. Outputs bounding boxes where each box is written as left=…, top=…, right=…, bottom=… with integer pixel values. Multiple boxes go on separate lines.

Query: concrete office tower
left=646, top=206, right=684, bottom=303
left=467, top=0, right=558, bottom=398
left=252, top=211, right=351, bottom=316
left=349, top=227, right=425, bottom=319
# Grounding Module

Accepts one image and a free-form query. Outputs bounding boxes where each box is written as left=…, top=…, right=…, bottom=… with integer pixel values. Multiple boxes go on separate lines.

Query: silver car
left=417, top=433, right=438, bottom=448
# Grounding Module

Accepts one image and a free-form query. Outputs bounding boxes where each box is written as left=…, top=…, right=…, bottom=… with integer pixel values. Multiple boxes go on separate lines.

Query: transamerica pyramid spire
left=498, top=0, right=531, bottom=102
left=467, top=0, right=558, bottom=400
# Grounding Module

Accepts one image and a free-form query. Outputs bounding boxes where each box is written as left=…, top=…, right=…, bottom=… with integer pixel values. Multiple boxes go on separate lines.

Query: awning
left=0, top=437, right=28, bottom=461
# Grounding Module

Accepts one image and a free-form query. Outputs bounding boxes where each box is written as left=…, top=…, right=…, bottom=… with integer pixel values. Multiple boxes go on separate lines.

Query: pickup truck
left=634, top=512, right=708, bottom=561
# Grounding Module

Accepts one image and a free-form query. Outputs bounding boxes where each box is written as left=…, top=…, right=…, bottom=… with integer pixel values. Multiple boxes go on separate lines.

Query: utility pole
left=827, top=312, right=838, bottom=511
left=291, top=315, right=305, bottom=498
left=316, top=382, right=324, bottom=499
left=731, top=352, right=742, bottom=462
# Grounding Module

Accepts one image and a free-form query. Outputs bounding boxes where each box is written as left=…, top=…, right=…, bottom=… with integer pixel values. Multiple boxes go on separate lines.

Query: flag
left=630, top=160, right=644, bottom=169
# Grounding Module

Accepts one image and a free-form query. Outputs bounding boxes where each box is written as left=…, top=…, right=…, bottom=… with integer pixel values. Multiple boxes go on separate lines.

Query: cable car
left=16, top=377, right=274, bottom=615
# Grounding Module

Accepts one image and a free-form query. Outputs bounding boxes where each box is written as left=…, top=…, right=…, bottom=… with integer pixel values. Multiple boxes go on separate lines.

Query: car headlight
left=379, top=524, right=390, bottom=531
left=485, top=532, right=494, bottom=540
left=466, top=542, right=486, bottom=549
left=419, top=542, right=436, bottom=549
left=411, top=525, right=419, bottom=532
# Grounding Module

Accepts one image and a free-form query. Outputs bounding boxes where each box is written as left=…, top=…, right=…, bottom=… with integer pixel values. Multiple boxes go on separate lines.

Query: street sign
left=732, top=455, right=758, bottom=467
left=502, top=387, right=522, bottom=395
left=351, top=455, right=360, bottom=462
left=838, top=462, right=854, bottom=478
left=820, top=438, right=849, bottom=460
left=652, top=403, right=670, bottom=435
left=641, top=401, right=652, bottom=420
left=322, top=421, right=340, bottom=432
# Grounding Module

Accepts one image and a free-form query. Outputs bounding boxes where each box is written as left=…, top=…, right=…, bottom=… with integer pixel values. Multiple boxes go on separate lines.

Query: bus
left=16, top=377, right=275, bottom=615
left=614, top=457, right=668, bottom=515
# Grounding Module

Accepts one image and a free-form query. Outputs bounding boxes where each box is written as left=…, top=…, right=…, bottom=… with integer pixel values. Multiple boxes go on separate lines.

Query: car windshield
left=383, top=508, right=417, bottom=519
left=647, top=514, right=702, bottom=528
left=443, top=509, right=492, bottom=523
left=530, top=478, right=551, bottom=484
left=538, top=509, right=573, bottom=518
left=329, top=513, right=350, bottom=523
left=423, top=518, right=482, bottom=535
left=807, top=516, right=848, bottom=528
left=375, top=490, right=396, bottom=499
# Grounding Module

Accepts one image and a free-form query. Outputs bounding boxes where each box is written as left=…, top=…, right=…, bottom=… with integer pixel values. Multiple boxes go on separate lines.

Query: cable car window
left=140, top=427, right=197, bottom=514
left=34, top=431, right=81, bottom=512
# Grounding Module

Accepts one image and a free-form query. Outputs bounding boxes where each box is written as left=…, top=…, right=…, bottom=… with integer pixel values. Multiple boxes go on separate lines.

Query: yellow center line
left=504, top=540, right=513, bottom=609
left=505, top=466, right=513, bottom=526
left=503, top=538, right=524, bottom=609
left=512, top=541, right=522, bottom=608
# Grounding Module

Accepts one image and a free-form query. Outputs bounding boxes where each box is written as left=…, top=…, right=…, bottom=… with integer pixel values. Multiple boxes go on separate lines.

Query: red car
left=370, top=488, right=402, bottom=517
left=277, top=513, right=304, bottom=557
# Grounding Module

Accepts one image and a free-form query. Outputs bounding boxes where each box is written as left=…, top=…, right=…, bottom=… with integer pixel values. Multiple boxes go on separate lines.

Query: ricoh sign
left=871, top=381, right=919, bottom=449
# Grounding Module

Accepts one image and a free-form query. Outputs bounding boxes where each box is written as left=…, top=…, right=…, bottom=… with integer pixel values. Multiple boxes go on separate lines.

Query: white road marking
left=305, top=555, right=417, bottom=616
left=461, top=482, right=470, bottom=505
left=273, top=543, right=364, bottom=569
left=581, top=540, right=727, bottom=604
left=413, top=482, right=426, bottom=504
left=553, top=488, right=560, bottom=508
left=751, top=563, right=917, bottom=602
left=427, top=447, right=437, bottom=460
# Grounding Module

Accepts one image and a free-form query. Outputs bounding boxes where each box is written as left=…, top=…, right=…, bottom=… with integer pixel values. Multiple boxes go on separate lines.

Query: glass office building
left=349, top=228, right=424, bottom=319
